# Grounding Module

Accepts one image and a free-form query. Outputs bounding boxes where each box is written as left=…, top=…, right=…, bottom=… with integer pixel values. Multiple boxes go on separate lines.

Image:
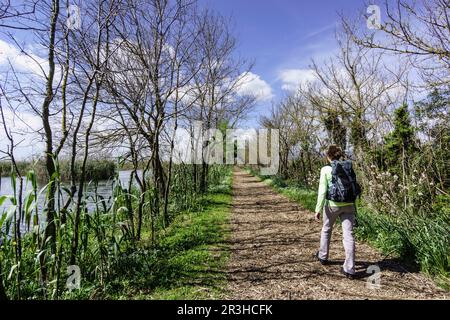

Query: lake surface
left=0, top=170, right=144, bottom=234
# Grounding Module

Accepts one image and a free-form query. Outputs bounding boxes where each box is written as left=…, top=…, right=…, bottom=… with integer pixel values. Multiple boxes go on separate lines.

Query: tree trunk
left=40, top=0, right=60, bottom=286
left=300, top=151, right=307, bottom=182
left=70, top=84, right=101, bottom=265
left=137, top=197, right=144, bottom=241
left=200, top=161, right=208, bottom=193
left=193, top=164, right=198, bottom=192
left=127, top=170, right=136, bottom=242
left=152, top=143, right=167, bottom=225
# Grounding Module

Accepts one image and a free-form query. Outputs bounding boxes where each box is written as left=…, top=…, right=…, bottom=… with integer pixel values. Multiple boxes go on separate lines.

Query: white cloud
left=304, top=23, right=337, bottom=39
left=278, top=69, right=317, bottom=91
left=236, top=72, right=274, bottom=102
left=0, top=39, right=48, bottom=77
left=0, top=108, right=43, bottom=160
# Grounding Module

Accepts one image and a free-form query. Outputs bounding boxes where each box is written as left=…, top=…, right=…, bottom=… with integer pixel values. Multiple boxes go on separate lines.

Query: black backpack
left=326, top=160, right=361, bottom=202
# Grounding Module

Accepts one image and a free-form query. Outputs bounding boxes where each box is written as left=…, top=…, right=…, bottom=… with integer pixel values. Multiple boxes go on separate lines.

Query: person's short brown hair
left=325, top=145, right=344, bottom=161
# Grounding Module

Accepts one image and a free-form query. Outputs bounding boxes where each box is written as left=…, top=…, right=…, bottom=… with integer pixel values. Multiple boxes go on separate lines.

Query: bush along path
left=225, top=168, right=448, bottom=299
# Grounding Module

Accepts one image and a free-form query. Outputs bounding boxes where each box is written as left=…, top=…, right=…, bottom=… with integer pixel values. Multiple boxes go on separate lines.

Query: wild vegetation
left=0, top=159, right=117, bottom=182
left=0, top=0, right=448, bottom=300
left=0, top=163, right=232, bottom=299
left=0, top=0, right=251, bottom=300
left=256, top=0, right=449, bottom=287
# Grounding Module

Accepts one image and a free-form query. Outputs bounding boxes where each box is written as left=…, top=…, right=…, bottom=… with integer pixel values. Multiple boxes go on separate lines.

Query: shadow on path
left=225, top=168, right=447, bottom=300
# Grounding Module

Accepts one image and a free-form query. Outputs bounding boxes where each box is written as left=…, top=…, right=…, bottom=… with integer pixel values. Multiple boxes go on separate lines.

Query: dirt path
left=225, top=168, right=448, bottom=300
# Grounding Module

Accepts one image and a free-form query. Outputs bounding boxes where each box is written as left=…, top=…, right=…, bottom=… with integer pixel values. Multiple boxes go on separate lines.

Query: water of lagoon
left=0, top=170, right=144, bottom=235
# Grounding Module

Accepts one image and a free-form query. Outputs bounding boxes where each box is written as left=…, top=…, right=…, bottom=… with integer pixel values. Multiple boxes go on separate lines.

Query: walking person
left=314, top=145, right=361, bottom=279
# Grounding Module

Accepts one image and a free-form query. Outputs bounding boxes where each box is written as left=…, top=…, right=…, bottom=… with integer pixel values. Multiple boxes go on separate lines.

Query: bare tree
left=260, top=92, right=321, bottom=182
left=103, top=0, right=203, bottom=227
left=65, top=0, right=119, bottom=266
left=343, top=0, right=450, bottom=87
left=187, top=9, right=255, bottom=192
left=309, top=32, right=406, bottom=155
left=260, top=103, right=295, bottom=178
left=282, top=93, right=321, bottom=178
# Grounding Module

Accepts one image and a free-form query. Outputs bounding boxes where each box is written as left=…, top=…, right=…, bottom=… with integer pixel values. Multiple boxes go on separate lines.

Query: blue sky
left=0, top=0, right=373, bottom=158
left=199, top=0, right=370, bottom=124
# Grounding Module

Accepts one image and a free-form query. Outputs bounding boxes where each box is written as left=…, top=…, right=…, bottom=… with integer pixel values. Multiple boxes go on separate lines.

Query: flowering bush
left=359, top=163, right=440, bottom=217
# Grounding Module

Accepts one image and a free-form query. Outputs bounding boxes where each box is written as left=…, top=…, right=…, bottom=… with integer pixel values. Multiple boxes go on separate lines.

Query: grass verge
left=103, top=174, right=232, bottom=300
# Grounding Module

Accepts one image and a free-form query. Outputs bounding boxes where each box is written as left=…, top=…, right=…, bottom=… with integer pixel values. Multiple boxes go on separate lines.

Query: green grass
left=104, top=178, right=232, bottom=300
left=1, top=164, right=233, bottom=300
left=247, top=169, right=317, bottom=212
left=273, top=186, right=317, bottom=212
left=149, top=193, right=232, bottom=300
